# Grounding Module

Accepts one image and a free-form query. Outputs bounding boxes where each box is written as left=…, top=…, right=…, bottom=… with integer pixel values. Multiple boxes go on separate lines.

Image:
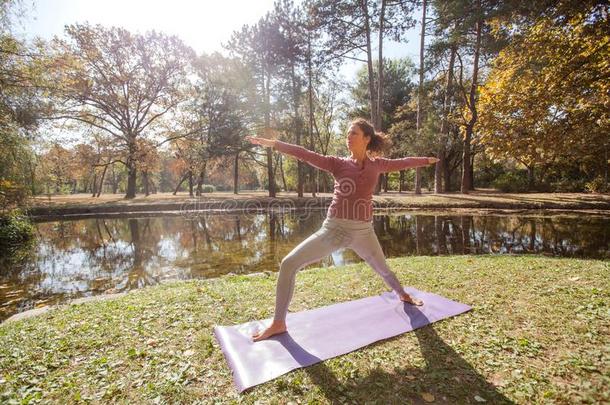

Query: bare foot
left=252, top=320, right=287, bottom=342
left=399, top=293, right=423, bottom=306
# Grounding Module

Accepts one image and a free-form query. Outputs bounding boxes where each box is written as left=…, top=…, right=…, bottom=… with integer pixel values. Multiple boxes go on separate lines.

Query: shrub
left=584, top=176, right=609, bottom=193
left=531, top=181, right=553, bottom=193
left=0, top=180, right=29, bottom=211
left=0, top=209, right=35, bottom=248
left=475, top=161, right=506, bottom=188
left=215, top=184, right=232, bottom=192
left=550, top=178, right=586, bottom=192
left=491, top=172, right=530, bottom=192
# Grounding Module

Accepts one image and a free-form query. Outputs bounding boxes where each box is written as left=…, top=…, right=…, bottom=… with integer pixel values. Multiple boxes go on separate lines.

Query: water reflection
left=1, top=210, right=608, bottom=321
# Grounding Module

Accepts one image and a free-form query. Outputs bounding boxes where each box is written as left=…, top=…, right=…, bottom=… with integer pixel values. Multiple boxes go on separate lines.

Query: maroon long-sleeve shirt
left=273, top=140, right=430, bottom=222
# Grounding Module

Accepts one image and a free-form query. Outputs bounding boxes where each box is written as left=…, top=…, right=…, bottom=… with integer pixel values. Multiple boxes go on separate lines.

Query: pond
left=1, top=209, right=608, bottom=321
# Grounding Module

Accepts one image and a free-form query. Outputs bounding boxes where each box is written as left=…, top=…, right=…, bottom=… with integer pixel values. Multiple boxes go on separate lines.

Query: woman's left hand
left=427, top=157, right=440, bottom=164
left=246, top=135, right=275, bottom=148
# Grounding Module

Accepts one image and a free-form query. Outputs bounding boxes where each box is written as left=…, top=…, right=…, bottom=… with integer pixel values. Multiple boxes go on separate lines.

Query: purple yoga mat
left=213, top=286, right=471, bottom=393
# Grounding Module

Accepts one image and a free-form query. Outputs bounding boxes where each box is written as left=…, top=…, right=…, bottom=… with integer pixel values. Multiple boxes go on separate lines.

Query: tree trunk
left=373, top=0, right=387, bottom=196
left=413, top=1, right=429, bottom=196
left=307, top=31, right=317, bottom=198
left=362, top=0, right=376, bottom=128
left=82, top=175, right=90, bottom=195
left=527, top=165, right=535, bottom=190
left=29, top=160, right=37, bottom=195
left=264, top=69, right=276, bottom=198
left=143, top=171, right=150, bottom=196
left=173, top=172, right=189, bottom=195
left=461, top=4, right=482, bottom=194
left=96, top=164, right=108, bottom=197
left=125, top=141, right=137, bottom=199
left=375, top=0, right=386, bottom=131
left=196, top=171, right=203, bottom=196
left=415, top=168, right=421, bottom=194
left=233, top=151, right=239, bottom=194
left=443, top=153, right=452, bottom=192
left=362, top=0, right=383, bottom=197
left=290, top=60, right=304, bottom=198
left=91, top=171, right=97, bottom=197
left=469, top=152, right=475, bottom=190
left=399, top=170, right=405, bottom=192
left=111, top=164, right=118, bottom=194
left=195, top=163, right=206, bottom=196
left=604, top=145, right=610, bottom=184
left=188, top=171, right=194, bottom=197
left=437, top=44, right=456, bottom=193
left=416, top=0, right=427, bottom=133
left=279, top=154, right=288, bottom=192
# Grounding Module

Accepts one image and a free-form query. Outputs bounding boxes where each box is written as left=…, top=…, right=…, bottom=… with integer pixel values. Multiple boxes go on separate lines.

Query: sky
left=16, top=0, right=422, bottom=82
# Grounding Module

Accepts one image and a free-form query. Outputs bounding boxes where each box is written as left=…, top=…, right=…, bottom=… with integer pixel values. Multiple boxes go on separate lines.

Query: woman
left=246, top=118, right=439, bottom=342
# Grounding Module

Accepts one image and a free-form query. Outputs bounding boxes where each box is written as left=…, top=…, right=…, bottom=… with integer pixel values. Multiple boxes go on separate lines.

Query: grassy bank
left=0, top=255, right=608, bottom=404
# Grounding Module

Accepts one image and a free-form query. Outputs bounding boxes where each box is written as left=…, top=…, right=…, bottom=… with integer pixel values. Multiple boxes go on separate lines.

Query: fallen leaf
left=421, top=392, right=435, bottom=402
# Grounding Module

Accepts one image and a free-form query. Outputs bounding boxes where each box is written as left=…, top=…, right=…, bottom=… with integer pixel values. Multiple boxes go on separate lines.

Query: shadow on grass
left=296, top=307, right=514, bottom=404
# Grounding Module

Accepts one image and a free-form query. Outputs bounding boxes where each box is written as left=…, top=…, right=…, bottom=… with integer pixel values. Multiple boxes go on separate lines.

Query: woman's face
left=346, top=124, right=369, bottom=153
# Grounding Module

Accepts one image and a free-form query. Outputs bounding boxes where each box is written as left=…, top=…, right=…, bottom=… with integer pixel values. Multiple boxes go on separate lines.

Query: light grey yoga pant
left=273, top=216, right=406, bottom=322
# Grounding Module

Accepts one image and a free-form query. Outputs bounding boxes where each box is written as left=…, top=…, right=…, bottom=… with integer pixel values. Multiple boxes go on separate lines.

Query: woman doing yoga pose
left=246, top=118, right=439, bottom=342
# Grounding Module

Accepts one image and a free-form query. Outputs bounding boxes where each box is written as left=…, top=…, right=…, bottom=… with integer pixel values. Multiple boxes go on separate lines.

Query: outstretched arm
left=247, top=136, right=339, bottom=174
left=376, top=156, right=439, bottom=173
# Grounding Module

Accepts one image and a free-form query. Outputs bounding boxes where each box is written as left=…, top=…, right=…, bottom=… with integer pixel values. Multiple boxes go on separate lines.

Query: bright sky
left=17, top=0, right=421, bottom=82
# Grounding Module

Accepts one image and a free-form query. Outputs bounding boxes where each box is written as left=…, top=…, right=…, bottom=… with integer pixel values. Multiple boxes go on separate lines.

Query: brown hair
left=351, top=118, right=392, bottom=156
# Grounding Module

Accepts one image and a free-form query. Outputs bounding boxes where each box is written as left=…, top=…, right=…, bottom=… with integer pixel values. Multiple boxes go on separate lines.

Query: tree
left=72, top=142, right=98, bottom=193
left=388, top=76, right=448, bottom=192
left=478, top=2, right=609, bottom=186
left=168, top=50, right=252, bottom=197
left=415, top=0, right=427, bottom=134
left=310, top=0, right=416, bottom=195
left=310, top=0, right=415, bottom=130
left=39, top=143, right=71, bottom=193
left=49, top=23, right=194, bottom=198
left=273, top=0, right=308, bottom=197
left=189, top=53, right=253, bottom=195
left=227, top=15, right=286, bottom=198
left=349, top=57, right=417, bottom=130
left=429, top=0, right=506, bottom=193
left=134, top=139, right=160, bottom=196
left=0, top=1, right=46, bottom=207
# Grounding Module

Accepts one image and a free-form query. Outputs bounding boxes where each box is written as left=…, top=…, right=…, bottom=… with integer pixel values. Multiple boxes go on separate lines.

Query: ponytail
left=351, top=118, right=392, bottom=155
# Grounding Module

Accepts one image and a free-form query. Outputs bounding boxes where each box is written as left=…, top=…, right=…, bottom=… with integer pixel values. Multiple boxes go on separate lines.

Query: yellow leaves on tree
left=478, top=4, right=609, bottom=172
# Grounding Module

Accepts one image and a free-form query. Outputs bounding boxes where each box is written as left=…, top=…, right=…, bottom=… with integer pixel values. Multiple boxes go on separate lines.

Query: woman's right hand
left=246, top=136, right=275, bottom=148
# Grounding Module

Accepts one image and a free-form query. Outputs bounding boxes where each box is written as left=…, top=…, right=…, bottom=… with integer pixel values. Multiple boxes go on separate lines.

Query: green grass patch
left=0, top=255, right=608, bottom=404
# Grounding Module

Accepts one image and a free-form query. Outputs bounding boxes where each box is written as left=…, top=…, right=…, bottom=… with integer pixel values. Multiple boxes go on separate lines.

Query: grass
left=0, top=255, right=608, bottom=404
